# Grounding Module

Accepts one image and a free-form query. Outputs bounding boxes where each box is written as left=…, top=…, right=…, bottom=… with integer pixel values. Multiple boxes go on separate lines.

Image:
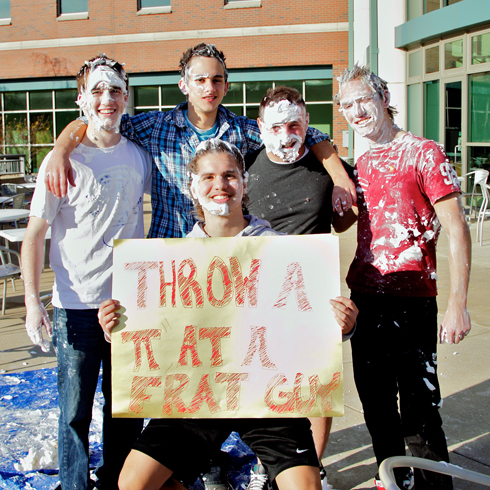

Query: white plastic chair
left=476, top=183, right=490, bottom=246
left=379, top=456, right=490, bottom=489
left=458, top=169, right=489, bottom=219
left=0, top=245, right=22, bottom=315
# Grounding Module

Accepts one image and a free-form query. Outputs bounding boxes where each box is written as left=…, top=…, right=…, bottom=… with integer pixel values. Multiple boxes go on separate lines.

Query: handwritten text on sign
left=111, top=234, right=343, bottom=419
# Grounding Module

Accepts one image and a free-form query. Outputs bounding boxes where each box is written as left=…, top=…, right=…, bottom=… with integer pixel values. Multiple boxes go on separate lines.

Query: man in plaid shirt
left=44, top=44, right=355, bottom=239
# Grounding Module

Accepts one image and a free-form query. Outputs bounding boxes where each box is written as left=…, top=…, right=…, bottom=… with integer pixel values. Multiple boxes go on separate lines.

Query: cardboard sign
left=111, top=234, right=343, bottom=419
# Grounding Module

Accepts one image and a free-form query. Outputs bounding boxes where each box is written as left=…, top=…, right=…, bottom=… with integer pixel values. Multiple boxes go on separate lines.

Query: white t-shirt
left=31, top=136, right=152, bottom=309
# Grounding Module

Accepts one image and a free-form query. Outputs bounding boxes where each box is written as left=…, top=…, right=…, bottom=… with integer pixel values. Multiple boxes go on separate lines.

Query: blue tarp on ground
left=0, top=368, right=256, bottom=490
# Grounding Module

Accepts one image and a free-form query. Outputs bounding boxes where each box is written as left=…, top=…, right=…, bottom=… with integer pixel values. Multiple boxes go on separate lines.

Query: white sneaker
left=320, top=465, right=336, bottom=490
left=246, top=464, right=271, bottom=490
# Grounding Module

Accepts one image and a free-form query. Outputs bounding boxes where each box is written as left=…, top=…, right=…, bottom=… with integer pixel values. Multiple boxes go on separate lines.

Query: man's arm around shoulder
left=434, top=192, right=471, bottom=344
left=45, top=119, right=87, bottom=198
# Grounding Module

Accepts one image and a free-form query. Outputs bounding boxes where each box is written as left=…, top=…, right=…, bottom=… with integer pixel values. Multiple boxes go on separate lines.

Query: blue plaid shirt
left=120, top=102, right=328, bottom=238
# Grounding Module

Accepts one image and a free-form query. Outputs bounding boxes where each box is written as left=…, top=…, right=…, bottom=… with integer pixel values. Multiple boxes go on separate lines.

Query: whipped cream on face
left=260, top=100, right=306, bottom=163
left=191, top=172, right=230, bottom=216
left=77, top=65, right=127, bottom=134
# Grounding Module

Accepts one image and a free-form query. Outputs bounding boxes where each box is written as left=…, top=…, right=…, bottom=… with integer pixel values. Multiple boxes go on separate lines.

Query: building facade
left=351, top=0, right=490, bottom=182
left=0, top=0, right=350, bottom=172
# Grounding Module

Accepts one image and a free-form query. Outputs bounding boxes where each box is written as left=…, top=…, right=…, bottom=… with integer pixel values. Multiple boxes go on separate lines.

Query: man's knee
left=275, top=465, right=321, bottom=490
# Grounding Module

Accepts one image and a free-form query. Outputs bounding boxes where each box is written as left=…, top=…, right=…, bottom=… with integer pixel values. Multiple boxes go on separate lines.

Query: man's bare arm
left=311, top=140, right=357, bottom=215
left=21, top=216, right=52, bottom=352
left=434, top=193, right=471, bottom=344
left=45, top=120, right=87, bottom=198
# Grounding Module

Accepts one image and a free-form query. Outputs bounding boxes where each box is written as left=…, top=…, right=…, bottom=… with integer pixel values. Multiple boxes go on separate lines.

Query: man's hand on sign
left=98, top=298, right=121, bottom=343
left=329, top=296, right=358, bottom=335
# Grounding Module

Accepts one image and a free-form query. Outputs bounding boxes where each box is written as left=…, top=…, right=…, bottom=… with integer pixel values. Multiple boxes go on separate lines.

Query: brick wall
left=0, top=0, right=349, bottom=145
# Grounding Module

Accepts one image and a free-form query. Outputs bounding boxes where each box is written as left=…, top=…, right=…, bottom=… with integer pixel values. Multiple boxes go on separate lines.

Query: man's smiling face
left=338, top=79, right=390, bottom=142
left=178, top=56, right=229, bottom=117
left=258, top=100, right=309, bottom=163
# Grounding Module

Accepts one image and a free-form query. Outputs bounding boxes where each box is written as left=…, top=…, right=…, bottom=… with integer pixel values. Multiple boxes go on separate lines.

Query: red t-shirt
left=347, top=132, right=461, bottom=297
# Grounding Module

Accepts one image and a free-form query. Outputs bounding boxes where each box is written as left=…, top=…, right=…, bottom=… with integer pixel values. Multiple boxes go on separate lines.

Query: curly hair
left=187, top=138, right=248, bottom=221
left=179, top=43, right=228, bottom=82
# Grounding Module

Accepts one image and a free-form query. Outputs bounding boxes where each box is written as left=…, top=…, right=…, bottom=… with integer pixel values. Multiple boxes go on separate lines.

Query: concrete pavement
left=0, top=197, right=488, bottom=489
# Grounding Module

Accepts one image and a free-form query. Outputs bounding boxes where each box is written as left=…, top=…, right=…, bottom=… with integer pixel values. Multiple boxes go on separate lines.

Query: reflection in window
left=0, top=0, right=10, bottom=18
left=469, top=71, right=490, bottom=143
left=472, top=32, right=490, bottom=65
left=444, top=40, right=464, bottom=69
left=59, top=0, right=88, bottom=14
left=425, top=46, right=439, bottom=74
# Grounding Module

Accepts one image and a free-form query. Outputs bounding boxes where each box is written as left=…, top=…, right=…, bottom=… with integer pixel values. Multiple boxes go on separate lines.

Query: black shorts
left=132, top=418, right=318, bottom=485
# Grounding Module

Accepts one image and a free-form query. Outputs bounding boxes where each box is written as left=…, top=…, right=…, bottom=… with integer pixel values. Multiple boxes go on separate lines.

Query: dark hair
left=179, top=43, right=228, bottom=82
left=258, top=86, right=306, bottom=121
left=187, top=138, right=248, bottom=221
left=334, top=63, right=398, bottom=121
left=76, top=54, right=128, bottom=93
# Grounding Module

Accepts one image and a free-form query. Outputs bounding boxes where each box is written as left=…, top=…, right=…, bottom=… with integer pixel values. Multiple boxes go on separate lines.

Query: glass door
left=444, top=79, right=463, bottom=173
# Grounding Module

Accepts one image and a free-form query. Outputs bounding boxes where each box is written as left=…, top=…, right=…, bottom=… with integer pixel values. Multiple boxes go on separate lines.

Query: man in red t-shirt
left=335, top=64, right=471, bottom=490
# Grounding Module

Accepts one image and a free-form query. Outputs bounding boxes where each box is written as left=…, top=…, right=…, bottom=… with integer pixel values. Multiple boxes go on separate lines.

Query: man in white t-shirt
left=21, top=55, right=152, bottom=490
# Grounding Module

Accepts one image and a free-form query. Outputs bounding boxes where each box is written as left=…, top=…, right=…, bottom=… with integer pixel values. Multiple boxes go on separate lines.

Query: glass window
left=444, top=39, right=464, bottom=70
left=424, top=81, right=439, bottom=142
left=29, top=91, right=52, bottom=111
left=55, top=89, right=78, bottom=109
left=0, top=0, right=10, bottom=18
left=409, top=51, right=422, bottom=78
left=424, top=0, right=440, bottom=13
left=444, top=0, right=463, bottom=5
left=55, top=111, right=79, bottom=138
left=161, top=85, right=185, bottom=106
left=224, top=83, right=244, bottom=104
left=283, top=80, right=302, bottom=95
left=306, top=104, right=333, bottom=138
left=32, top=147, right=52, bottom=173
left=246, top=81, right=272, bottom=104
left=139, top=0, right=171, bottom=6
left=407, top=0, right=423, bottom=20
left=467, top=146, right=490, bottom=172
left=134, top=86, right=159, bottom=107
left=407, top=84, right=422, bottom=137
left=305, top=80, right=332, bottom=101
left=4, top=92, right=26, bottom=111
left=471, top=32, right=490, bottom=65
left=30, top=113, right=53, bottom=144
left=469, top=71, right=490, bottom=143
left=425, top=46, right=439, bottom=74
left=59, top=0, right=87, bottom=14
left=4, top=114, right=28, bottom=146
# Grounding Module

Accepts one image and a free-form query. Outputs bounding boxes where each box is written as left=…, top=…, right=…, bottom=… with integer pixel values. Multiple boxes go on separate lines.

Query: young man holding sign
left=99, top=139, right=357, bottom=490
